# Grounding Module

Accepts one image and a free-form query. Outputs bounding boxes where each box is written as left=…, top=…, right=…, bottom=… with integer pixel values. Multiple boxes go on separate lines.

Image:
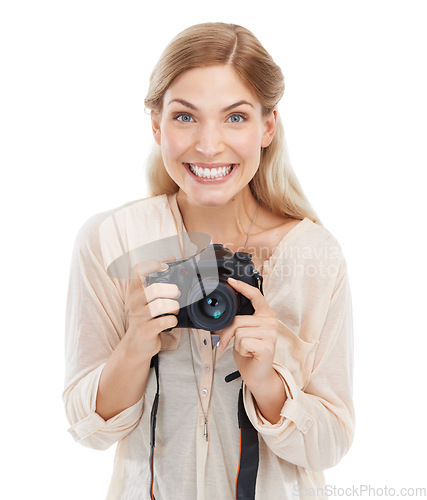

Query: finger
left=147, top=298, right=180, bottom=319
left=235, top=338, right=270, bottom=359
left=219, top=315, right=275, bottom=350
left=145, top=282, right=181, bottom=303
left=219, top=316, right=255, bottom=349
left=234, top=327, right=261, bottom=354
left=227, top=277, right=272, bottom=315
left=152, top=312, right=179, bottom=332
left=234, top=329, right=275, bottom=354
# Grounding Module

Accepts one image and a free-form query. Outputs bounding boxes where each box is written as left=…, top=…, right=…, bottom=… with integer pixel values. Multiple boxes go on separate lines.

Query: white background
left=1, top=1, right=426, bottom=498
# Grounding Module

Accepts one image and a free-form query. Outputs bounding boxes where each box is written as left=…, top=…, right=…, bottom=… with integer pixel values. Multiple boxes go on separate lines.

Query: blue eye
left=228, top=114, right=245, bottom=123
left=175, top=113, right=194, bottom=123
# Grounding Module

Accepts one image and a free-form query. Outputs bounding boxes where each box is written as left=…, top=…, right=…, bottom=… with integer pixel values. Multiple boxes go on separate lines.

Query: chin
left=189, top=192, right=232, bottom=207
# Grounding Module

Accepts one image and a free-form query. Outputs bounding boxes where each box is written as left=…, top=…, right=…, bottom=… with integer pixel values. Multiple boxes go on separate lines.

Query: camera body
left=145, top=243, right=262, bottom=331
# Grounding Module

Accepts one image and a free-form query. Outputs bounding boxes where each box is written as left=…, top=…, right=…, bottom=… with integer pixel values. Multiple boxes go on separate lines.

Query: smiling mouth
left=186, top=163, right=236, bottom=179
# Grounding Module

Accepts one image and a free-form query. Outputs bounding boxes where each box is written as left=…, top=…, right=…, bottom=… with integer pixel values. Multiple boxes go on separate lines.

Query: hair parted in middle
left=144, top=22, right=321, bottom=224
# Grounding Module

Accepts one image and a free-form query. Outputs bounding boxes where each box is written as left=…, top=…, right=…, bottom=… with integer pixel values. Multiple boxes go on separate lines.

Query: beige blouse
left=63, top=192, right=355, bottom=500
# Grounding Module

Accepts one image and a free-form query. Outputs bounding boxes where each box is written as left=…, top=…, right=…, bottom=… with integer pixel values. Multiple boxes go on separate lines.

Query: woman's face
left=151, top=65, right=277, bottom=207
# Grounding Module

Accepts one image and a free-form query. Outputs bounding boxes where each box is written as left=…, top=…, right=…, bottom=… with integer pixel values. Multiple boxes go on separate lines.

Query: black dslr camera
left=145, top=243, right=263, bottom=331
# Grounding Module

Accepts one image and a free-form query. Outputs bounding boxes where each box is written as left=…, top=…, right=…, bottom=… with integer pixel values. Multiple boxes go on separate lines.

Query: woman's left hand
left=219, top=277, right=279, bottom=389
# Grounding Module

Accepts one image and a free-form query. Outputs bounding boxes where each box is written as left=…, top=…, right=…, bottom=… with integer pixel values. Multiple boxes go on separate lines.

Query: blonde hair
left=144, top=22, right=321, bottom=224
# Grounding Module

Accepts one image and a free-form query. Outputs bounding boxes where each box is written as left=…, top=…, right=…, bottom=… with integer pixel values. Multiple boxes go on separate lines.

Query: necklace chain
left=242, top=200, right=259, bottom=252
left=187, top=330, right=218, bottom=441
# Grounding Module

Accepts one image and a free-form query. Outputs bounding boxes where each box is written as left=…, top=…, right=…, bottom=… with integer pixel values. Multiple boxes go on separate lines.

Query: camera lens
left=202, top=292, right=227, bottom=320
left=188, top=279, right=239, bottom=330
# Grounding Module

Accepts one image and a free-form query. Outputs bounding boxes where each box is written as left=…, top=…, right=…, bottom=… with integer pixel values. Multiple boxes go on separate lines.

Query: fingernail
left=228, top=277, right=237, bottom=283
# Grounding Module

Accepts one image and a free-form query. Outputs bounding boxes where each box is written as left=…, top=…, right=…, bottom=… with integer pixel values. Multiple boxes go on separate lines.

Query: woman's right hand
left=123, top=259, right=181, bottom=361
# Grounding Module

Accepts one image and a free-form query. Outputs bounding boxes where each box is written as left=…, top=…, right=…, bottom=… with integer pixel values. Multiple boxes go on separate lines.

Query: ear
left=261, top=109, right=277, bottom=148
left=151, top=111, right=162, bottom=146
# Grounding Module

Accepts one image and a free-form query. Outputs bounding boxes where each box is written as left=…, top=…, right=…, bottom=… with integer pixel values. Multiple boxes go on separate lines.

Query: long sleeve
left=62, top=196, right=354, bottom=498
left=244, top=236, right=355, bottom=471
left=63, top=214, right=144, bottom=450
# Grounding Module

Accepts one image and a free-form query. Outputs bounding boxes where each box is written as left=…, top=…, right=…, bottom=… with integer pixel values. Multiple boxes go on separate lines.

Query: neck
left=176, top=187, right=260, bottom=244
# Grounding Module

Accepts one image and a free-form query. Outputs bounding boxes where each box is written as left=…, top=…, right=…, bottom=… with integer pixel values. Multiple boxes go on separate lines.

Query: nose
left=194, top=121, right=225, bottom=158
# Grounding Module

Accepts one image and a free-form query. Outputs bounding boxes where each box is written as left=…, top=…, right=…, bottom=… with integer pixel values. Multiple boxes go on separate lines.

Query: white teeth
left=188, top=164, right=234, bottom=179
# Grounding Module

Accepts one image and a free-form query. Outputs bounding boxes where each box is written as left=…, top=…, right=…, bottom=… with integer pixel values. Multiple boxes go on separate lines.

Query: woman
left=63, top=22, right=354, bottom=500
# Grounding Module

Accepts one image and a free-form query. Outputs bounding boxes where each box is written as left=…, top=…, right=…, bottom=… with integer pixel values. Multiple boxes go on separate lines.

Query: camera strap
left=227, top=373, right=260, bottom=500
left=149, top=354, right=159, bottom=500
left=237, top=382, right=259, bottom=499
left=149, top=358, right=259, bottom=500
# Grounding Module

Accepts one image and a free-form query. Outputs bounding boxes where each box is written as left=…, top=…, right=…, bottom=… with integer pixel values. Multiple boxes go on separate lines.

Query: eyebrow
left=167, top=98, right=254, bottom=112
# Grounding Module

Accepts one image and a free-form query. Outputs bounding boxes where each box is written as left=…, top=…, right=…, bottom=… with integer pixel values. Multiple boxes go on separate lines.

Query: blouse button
left=200, top=388, right=208, bottom=397
left=203, top=364, right=210, bottom=372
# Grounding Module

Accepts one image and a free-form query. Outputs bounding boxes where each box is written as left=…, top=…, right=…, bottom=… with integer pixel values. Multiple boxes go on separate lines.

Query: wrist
left=244, top=367, right=279, bottom=396
left=120, top=329, right=157, bottom=365
left=247, top=369, right=286, bottom=424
